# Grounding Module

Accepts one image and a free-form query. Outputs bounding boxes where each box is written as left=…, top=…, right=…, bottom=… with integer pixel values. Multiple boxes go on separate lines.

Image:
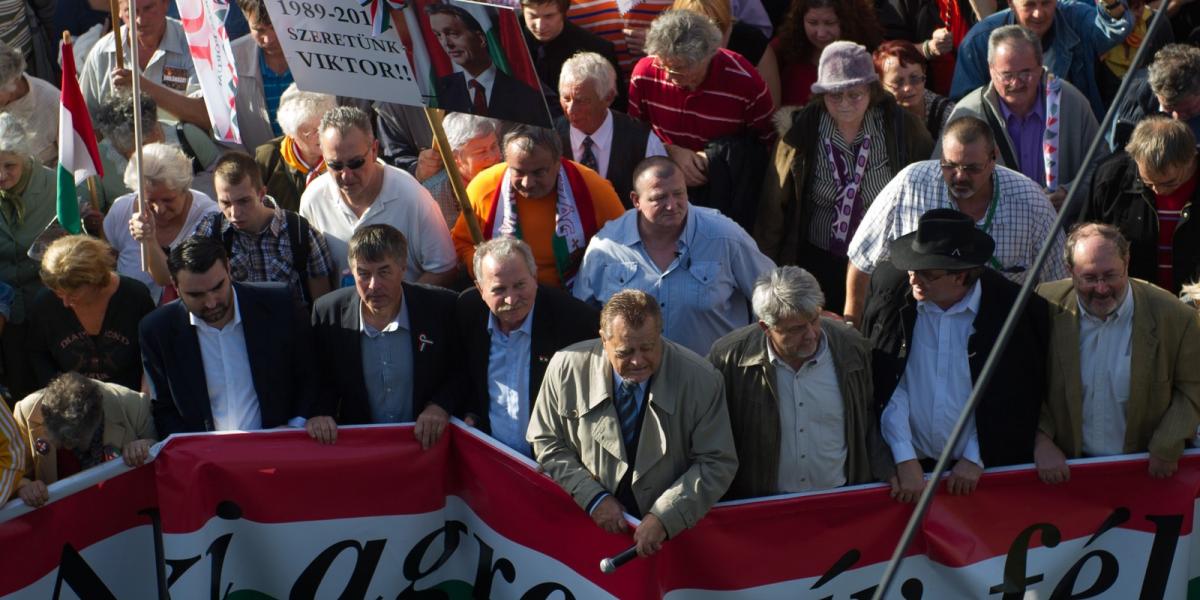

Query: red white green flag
left=57, top=39, right=103, bottom=235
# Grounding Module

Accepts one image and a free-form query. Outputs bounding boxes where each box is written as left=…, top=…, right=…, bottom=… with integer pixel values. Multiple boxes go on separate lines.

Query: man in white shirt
left=138, top=237, right=334, bottom=442
left=555, top=51, right=666, bottom=206
left=300, top=106, right=457, bottom=288
left=1036, top=224, right=1200, bottom=482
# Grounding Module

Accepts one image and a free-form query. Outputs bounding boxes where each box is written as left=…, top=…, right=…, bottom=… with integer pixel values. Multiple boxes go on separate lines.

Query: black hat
left=889, top=208, right=995, bottom=271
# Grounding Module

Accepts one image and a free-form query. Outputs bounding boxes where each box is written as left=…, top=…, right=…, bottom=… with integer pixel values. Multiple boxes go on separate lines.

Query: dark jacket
left=139, top=282, right=318, bottom=436
left=707, top=319, right=895, bottom=499
left=254, top=136, right=305, bottom=214
left=1084, top=149, right=1200, bottom=293
left=692, top=133, right=769, bottom=234
left=310, top=283, right=460, bottom=424
left=434, top=69, right=552, bottom=129
left=755, top=98, right=934, bottom=265
left=454, top=285, right=599, bottom=433
left=524, top=19, right=625, bottom=112
left=555, top=110, right=651, bottom=208
left=860, top=262, right=1050, bottom=468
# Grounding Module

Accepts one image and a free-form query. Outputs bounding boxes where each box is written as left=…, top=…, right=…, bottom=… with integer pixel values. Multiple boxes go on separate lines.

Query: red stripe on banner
left=59, top=41, right=103, bottom=177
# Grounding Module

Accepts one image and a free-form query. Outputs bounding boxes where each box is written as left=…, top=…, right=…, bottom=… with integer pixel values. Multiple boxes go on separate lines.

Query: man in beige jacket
left=528, top=289, right=737, bottom=557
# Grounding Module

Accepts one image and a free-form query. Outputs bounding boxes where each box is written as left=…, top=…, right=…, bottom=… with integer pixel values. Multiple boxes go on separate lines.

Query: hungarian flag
left=57, top=39, right=102, bottom=235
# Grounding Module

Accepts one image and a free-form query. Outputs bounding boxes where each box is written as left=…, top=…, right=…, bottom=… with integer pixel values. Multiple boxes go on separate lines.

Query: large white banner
left=178, top=0, right=242, bottom=144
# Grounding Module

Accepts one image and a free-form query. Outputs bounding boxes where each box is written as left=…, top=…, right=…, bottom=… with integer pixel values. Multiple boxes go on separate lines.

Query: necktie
left=580, top=136, right=599, bottom=172
left=470, top=80, right=488, bottom=116
left=614, top=379, right=641, bottom=452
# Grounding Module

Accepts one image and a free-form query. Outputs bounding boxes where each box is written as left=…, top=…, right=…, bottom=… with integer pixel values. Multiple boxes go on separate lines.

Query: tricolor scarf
left=281, top=136, right=326, bottom=186
left=484, top=159, right=597, bottom=290
left=1042, top=74, right=1063, bottom=192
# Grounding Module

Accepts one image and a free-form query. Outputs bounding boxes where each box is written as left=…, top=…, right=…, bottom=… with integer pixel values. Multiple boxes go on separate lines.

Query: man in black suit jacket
left=519, top=0, right=625, bottom=112
left=311, top=224, right=459, bottom=449
left=456, top=238, right=598, bottom=455
left=139, top=237, right=325, bottom=440
left=427, top=3, right=551, bottom=128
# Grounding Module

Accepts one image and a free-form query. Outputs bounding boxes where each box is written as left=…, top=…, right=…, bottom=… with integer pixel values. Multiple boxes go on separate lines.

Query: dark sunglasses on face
left=327, top=156, right=368, bottom=171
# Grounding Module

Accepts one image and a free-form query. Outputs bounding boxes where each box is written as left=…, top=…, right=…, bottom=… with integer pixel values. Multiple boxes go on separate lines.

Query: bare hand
left=306, top=415, right=338, bottom=445
left=591, top=495, right=629, bottom=534
left=1034, top=434, right=1070, bottom=484
left=122, top=439, right=154, bottom=466
left=633, top=513, right=667, bottom=557
left=109, top=67, right=143, bottom=90
left=946, top=459, right=983, bottom=495
left=414, top=404, right=450, bottom=450
left=129, top=210, right=155, bottom=243
left=929, top=28, right=953, bottom=56
left=666, top=145, right=708, bottom=186
left=1045, top=187, right=1067, bottom=211
left=623, top=22, right=648, bottom=56
left=414, top=148, right=442, bottom=182
left=891, top=460, right=925, bottom=503
left=1149, top=455, right=1178, bottom=478
left=463, top=413, right=478, bottom=428
left=17, top=480, right=49, bottom=507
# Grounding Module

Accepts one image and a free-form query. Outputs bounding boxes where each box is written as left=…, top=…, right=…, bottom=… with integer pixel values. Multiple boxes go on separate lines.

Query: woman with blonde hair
left=26, top=235, right=155, bottom=391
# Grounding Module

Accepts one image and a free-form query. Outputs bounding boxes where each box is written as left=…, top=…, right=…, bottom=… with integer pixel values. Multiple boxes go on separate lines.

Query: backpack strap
left=285, top=210, right=312, bottom=305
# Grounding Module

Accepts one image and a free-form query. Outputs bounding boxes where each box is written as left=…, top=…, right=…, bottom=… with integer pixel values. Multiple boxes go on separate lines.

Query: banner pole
left=424, top=107, right=483, bottom=245
left=108, top=0, right=123, bottom=71
left=127, top=0, right=149, bottom=271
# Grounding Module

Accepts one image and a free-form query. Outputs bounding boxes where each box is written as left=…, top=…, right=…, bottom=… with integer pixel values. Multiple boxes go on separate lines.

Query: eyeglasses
left=826, top=89, right=869, bottom=105
left=911, top=269, right=950, bottom=283
left=939, top=161, right=990, bottom=175
left=326, top=156, right=369, bottom=171
left=884, top=74, right=926, bottom=90
left=655, top=58, right=699, bottom=78
left=995, top=69, right=1036, bottom=85
left=1076, top=272, right=1124, bottom=287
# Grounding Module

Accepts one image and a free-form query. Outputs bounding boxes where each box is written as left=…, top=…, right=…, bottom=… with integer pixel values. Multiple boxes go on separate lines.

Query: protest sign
left=179, top=0, right=242, bottom=144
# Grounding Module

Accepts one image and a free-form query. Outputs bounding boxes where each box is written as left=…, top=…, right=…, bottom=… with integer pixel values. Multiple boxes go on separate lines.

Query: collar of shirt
left=997, top=83, right=1046, bottom=124
left=465, top=65, right=498, bottom=95
left=221, top=196, right=286, bottom=238
left=916, top=279, right=983, bottom=318
left=609, top=367, right=650, bottom=399
left=360, top=296, right=411, bottom=338
left=609, top=206, right=697, bottom=257
left=486, top=302, right=536, bottom=340
left=569, top=109, right=614, bottom=159
left=123, top=17, right=187, bottom=66
left=190, top=286, right=243, bottom=332
left=1077, top=283, right=1135, bottom=326
left=765, top=331, right=829, bottom=373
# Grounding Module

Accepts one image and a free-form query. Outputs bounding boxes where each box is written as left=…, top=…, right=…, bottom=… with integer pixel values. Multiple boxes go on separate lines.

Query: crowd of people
left=0, top=0, right=1195, bottom=561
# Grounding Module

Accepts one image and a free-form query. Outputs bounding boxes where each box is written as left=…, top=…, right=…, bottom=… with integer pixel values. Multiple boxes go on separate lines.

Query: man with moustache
left=844, top=116, right=1066, bottom=325
left=139, top=237, right=329, bottom=441
left=455, top=238, right=599, bottom=456
left=1035, top=224, right=1200, bottom=483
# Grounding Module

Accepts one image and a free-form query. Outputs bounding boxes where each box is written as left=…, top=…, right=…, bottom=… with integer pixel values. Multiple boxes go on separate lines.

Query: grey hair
left=502, top=124, right=562, bottom=161
left=752, top=266, right=826, bottom=326
left=95, top=94, right=158, bottom=155
left=986, top=24, right=1042, bottom=66
left=0, top=42, right=24, bottom=90
left=473, top=237, right=537, bottom=280
left=443, top=113, right=499, bottom=152
left=277, top=84, right=337, bottom=138
left=1148, top=44, right=1200, bottom=106
left=1180, top=281, right=1200, bottom=307
left=644, top=9, right=722, bottom=64
left=124, top=143, right=194, bottom=192
left=39, top=373, right=104, bottom=448
left=1125, top=115, right=1197, bottom=169
left=319, top=105, right=373, bottom=139
left=559, top=51, right=618, bottom=99
left=0, top=113, right=30, bottom=156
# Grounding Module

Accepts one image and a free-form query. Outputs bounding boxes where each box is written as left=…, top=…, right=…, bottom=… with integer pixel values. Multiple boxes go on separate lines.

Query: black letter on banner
left=471, top=534, right=515, bottom=599
left=1050, top=550, right=1118, bottom=599
left=164, top=533, right=234, bottom=596
left=519, top=582, right=577, bottom=600
left=52, top=543, right=118, bottom=599
left=290, top=539, right=387, bottom=598
left=1139, top=514, right=1183, bottom=600
left=988, top=522, right=1061, bottom=598
left=399, top=521, right=467, bottom=594
left=849, top=579, right=923, bottom=600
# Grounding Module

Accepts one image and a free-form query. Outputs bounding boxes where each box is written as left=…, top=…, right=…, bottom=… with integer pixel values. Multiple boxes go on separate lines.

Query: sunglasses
left=327, top=156, right=369, bottom=171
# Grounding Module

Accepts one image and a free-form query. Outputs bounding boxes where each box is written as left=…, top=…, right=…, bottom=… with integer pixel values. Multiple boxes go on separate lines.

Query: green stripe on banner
left=485, top=29, right=512, bottom=76
left=55, top=164, right=81, bottom=235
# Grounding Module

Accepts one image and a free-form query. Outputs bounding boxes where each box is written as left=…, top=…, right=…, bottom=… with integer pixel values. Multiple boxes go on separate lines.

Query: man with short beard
left=1035, top=224, right=1200, bottom=483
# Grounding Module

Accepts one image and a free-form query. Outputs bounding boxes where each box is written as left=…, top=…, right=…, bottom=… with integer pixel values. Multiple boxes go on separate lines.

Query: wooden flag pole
left=128, top=0, right=149, bottom=270
left=424, top=107, right=483, bottom=244
left=108, top=0, right=124, bottom=71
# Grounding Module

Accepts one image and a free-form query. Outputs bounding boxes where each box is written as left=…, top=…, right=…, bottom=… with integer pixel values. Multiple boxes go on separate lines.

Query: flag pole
left=108, top=0, right=123, bottom=71
left=424, top=107, right=483, bottom=244
left=127, top=0, right=149, bottom=271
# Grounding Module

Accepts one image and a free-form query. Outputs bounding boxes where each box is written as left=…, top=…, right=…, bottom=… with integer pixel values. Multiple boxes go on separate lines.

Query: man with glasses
left=707, top=266, right=893, bottom=500
left=844, top=116, right=1067, bottom=325
left=1035, top=223, right=1200, bottom=482
left=940, top=25, right=1102, bottom=214
left=1085, top=116, right=1200, bottom=293
left=300, top=107, right=458, bottom=289
left=862, top=209, right=1050, bottom=501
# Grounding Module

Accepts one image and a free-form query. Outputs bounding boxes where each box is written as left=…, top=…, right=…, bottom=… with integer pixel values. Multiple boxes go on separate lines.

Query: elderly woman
left=672, top=0, right=783, bottom=106
left=423, top=113, right=501, bottom=229
left=874, top=40, right=956, bottom=140
left=255, top=84, right=337, bottom=213
left=12, top=372, right=156, bottom=507
left=27, top=236, right=155, bottom=390
left=628, top=9, right=775, bottom=186
left=0, top=42, right=57, bottom=166
left=756, top=41, right=932, bottom=312
left=771, top=0, right=881, bottom=107
left=102, top=143, right=218, bottom=303
left=0, top=114, right=56, bottom=400
left=88, top=94, right=167, bottom=212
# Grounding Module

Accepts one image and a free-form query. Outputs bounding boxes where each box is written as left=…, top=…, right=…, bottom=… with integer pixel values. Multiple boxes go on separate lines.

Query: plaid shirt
left=192, top=197, right=335, bottom=306
left=847, top=161, right=1068, bottom=284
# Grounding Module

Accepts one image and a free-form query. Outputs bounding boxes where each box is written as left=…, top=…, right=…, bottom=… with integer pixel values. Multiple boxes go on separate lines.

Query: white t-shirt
left=103, top=189, right=218, bottom=302
left=299, top=161, right=456, bottom=282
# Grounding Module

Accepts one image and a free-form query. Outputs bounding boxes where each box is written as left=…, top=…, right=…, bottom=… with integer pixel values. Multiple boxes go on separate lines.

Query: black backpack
left=208, top=210, right=314, bottom=305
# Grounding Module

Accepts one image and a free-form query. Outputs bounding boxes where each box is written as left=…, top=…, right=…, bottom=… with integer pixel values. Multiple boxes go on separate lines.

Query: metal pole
left=870, top=5, right=1167, bottom=598
left=127, top=0, right=149, bottom=271
left=423, top=107, right=483, bottom=245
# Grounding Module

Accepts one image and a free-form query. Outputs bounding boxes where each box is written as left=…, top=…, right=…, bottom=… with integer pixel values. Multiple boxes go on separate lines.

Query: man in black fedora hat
left=861, top=208, right=1050, bottom=502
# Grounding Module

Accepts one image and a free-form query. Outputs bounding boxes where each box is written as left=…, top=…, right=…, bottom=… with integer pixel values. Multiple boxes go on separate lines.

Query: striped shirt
left=628, top=49, right=775, bottom=152
left=0, top=0, right=31, bottom=61
left=1154, top=172, right=1196, bottom=289
left=567, top=0, right=671, bottom=75
left=0, top=401, right=28, bottom=507
left=807, top=107, right=894, bottom=253
left=847, top=160, right=1069, bottom=284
